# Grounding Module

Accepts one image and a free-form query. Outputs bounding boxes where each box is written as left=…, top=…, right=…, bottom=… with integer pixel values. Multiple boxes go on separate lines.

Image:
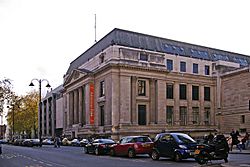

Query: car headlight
left=179, top=145, right=187, bottom=149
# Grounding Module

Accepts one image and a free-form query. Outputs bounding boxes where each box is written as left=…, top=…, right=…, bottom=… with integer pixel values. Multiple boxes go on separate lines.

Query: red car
left=110, top=136, right=154, bottom=158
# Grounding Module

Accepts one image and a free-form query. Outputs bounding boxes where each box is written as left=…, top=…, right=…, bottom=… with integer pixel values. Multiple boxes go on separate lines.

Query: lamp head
left=29, top=82, right=34, bottom=87
left=46, top=83, right=51, bottom=88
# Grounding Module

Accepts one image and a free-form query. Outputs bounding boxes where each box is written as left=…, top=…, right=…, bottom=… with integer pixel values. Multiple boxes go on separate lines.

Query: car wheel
left=174, top=152, right=182, bottom=162
left=95, top=147, right=99, bottom=155
left=128, top=149, right=135, bottom=158
left=110, top=148, right=116, bottom=156
left=151, top=150, right=160, bottom=160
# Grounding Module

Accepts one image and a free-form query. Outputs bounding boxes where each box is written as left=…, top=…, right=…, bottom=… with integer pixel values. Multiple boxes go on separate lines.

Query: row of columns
left=40, top=96, right=55, bottom=137
left=130, top=76, right=214, bottom=126
left=67, top=86, right=86, bottom=127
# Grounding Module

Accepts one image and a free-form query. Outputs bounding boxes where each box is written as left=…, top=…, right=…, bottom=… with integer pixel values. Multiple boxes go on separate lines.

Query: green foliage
left=7, top=91, right=39, bottom=137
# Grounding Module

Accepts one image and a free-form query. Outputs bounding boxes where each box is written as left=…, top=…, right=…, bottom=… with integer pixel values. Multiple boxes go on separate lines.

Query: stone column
left=210, top=86, right=215, bottom=126
left=149, top=78, right=156, bottom=124
left=63, top=94, right=68, bottom=129
left=79, top=87, right=83, bottom=125
left=174, top=82, right=180, bottom=125
left=200, top=85, right=205, bottom=125
left=187, top=84, right=192, bottom=125
left=131, top=76, right=137, bottom=124
left=69, top=91, right=74, bottom=126
left=74, top=90, right=78, bottom=124
left=82, top=85, right=86, bottom=125
left=46, top=99, right=49, bottom=136
left=51, top=95, right=55, bottom=138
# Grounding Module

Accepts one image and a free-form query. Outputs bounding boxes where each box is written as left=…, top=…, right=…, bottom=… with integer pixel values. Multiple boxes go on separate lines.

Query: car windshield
left=175, top=134, right=196, bottom=144
left=98, top=139, right=115, bottom=144
left=134, top=137, right=152, bottom=143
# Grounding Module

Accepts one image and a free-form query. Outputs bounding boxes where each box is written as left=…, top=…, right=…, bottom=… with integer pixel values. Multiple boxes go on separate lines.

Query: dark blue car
left=151, top=132, right=197, bottom=161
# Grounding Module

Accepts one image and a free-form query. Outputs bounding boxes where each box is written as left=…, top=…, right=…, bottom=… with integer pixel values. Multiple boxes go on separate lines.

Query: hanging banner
left=89, top=83, right=95, bottom=125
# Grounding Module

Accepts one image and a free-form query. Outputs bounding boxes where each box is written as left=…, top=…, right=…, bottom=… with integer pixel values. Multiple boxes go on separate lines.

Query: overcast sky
left=1, top=0, right=250, bottom=96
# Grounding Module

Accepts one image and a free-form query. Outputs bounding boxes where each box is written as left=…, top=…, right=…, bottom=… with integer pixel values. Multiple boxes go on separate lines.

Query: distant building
left=219, top=67, right=250, bottom=133
left=39, top=85, right=63, bottom=139
left=63, top=28, right=250, bottom=140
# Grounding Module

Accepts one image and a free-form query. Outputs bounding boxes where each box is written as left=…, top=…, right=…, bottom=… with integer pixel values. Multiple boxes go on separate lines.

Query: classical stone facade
left=63, top=28, right=250, bottom=140
left=39, top=85, right=63, bottom=138
left=219, top=68, right=250, bottom=133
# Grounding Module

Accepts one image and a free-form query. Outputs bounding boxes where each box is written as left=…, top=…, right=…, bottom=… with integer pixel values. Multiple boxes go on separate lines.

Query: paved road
left=0, top=144, right=249, bottom=167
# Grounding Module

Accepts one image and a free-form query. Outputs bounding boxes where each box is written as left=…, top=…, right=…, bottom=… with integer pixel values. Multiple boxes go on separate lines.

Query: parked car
left=84, top=139, right=115, bottom=155
left=0, top=139, right=8, bottom=144
left=80, top=139, right=89, bottom=147
left=110, top=136, right=154, bottom=158
left=32, top=139, right=42, bottom=147
left=22, top=139, right=33, bottom=147
left=151, top=132, right=197, bottom=162
left=13, top=139, right=24, bottom=146
left=71, top=139, right=80, bottom=146
left=42, top=139, right=54, bottom=145
left=62, top=138, right=71, bottom=146
left=22, top=139, right=42, bottom=147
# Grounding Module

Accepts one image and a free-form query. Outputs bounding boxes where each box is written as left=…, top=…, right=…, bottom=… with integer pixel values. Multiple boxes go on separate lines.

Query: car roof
left=122, top=136, right=149, bottom=139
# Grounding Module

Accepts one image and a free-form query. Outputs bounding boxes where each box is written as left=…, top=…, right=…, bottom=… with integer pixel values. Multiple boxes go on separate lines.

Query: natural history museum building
left=61, top=28, right=250, bottom=140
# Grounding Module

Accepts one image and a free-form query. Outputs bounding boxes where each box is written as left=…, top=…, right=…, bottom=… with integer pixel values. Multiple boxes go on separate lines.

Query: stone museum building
left=62, top=28, right=250, bottom=140
left=40, top=85, right=63, bottom=138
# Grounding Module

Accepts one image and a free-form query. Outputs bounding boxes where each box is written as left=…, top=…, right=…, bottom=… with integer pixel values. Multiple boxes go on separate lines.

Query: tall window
left=241, top=115, right=245, bottom=124
left=166, top=106, right=173, bottom=125
left=180, top=106, right=187, bottom=126
left=166, top=84, right=174, bottom=99
left=192, top=85, right=199, bottom=100
left=180, top=61, right=186, bottom=72
left=100, top=81, right=105, bottom=97
left=204, top=87, right=210, bottom=101
left=166, top=59, right=173, bottom=71
left=179, top=84, right=187, bottom=100
left=192, top=107, right=199, bottom=124
left=193, top=63, right=198, bottom=74
left=138, top=80, right=146, bottom=96
left=205, top=65, right=210, bottom=75
left=100, top=105, right=105, bottom=126
left=249, top=100, right=250, bottom=110
left=204, top=108, right=210, bottom=125
left=138, top=105, right=146, bottom=125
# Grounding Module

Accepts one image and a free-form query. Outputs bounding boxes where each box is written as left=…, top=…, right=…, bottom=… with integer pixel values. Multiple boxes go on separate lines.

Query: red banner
left=89, top=83, right=95, bottom=125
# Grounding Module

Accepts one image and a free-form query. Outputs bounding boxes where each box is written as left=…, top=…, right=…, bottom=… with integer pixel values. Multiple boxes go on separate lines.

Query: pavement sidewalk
left=229, top=148, right=250, bottom=154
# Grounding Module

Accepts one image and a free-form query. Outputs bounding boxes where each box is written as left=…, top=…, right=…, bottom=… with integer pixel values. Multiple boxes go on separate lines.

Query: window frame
left=179, top=84, right=187, bottom=100
left=180, top=61, right=186, bottom=72
left=205, top=65, right=210, bottom=75
left=139, top=53, right=148, bottom=61
left=166, top=59, right=173, bottom=71
left=100, top=80, right=105, bottom=97
left=204, top=87, right=211, bottom=101
left=138, top=80, right=146, bottom=96
left=192, top=85, right=199, bottom=100
left=166, top=106, right=174, bottom=125
left=180, top=106, right=187, bottom=126
left=100, top=105, right=105, bottom=126
left=166, top=83, right=174, bottom=99
left=193, top=63, right=199, bottom=74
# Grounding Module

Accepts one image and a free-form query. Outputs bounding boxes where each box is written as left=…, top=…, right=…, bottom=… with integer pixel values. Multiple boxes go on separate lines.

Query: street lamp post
left=7, top=105, right=16, bottom=141
left=29, top=79, right=51, bottom=143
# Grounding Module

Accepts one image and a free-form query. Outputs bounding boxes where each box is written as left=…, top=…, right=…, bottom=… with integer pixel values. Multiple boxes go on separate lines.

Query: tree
left=6, top=91, right=39, bottom=138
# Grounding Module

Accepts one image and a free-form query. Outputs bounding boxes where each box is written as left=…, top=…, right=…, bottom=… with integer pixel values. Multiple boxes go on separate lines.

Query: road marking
left=240, top=165, right=250, bottom=167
